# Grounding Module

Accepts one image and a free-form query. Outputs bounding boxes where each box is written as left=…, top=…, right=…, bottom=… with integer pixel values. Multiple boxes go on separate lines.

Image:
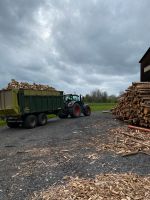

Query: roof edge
left=139, top=47, right=150, bottom=63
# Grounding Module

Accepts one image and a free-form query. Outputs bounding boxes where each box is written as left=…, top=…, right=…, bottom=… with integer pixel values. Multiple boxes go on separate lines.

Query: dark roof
left=139, top=47, right=150, bottom=63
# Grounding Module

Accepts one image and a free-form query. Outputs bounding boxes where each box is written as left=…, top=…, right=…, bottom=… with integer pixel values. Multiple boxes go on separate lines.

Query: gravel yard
left=0, top=112, right=149, bottom=200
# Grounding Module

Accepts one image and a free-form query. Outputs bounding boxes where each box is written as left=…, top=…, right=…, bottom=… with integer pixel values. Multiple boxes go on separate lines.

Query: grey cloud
left=0, top=0, right=149, bottom=95
left=51, top=1, right=149, bottom=68
left=0, top=0, right=45, bottom=46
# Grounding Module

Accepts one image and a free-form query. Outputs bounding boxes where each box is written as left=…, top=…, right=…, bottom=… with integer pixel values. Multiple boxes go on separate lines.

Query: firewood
left=128, top=125, right=150, bottom=132
left=3, top=79, right=57, bottom=92
left=121, top=150, right=139, bottom=157
left=112, top=82, right=150, bottom=128
left=107, top=127, right=150, bottom=156
left=121, top=132, right=150, bottom=148
left=122, top=150, right=150, bottom=157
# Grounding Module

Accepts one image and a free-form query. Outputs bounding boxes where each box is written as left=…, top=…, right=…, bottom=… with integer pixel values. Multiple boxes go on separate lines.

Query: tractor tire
left=58, top=111, right=68, bottom=119
left=83, top=105, right=91, bottom=116
left=70, top=103, right=81, bottom=118
left=23, top=115, right=37, bottom=129
left=37, top=113, right=47, bottom=126
left=7, top=122, right=19, bottom=128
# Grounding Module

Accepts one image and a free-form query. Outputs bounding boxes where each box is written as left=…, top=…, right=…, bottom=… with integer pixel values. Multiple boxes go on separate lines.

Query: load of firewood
left=112, top=82, right=150, bottom=128
left=4, top=79, right=56, bottom=91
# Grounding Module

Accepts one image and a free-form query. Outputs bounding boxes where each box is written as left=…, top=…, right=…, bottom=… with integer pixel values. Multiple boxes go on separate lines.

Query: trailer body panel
left=0, top=89, right=64, bottom=117
left=0, top=89, right=20, bottom=116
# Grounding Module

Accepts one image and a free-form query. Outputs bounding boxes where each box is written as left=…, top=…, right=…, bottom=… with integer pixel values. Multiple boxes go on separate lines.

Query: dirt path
left=0, top=112, right=149, bottom=200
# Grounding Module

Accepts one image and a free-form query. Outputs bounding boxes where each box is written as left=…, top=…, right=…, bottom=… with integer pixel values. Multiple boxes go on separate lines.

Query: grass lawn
left=0, top=120, right=6, bottom=126
left=88, top=102, right=116, bottom=112
left=47, top=114, right=56, bottom=119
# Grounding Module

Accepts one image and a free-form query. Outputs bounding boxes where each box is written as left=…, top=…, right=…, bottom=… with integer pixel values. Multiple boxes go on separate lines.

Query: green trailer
left=0, top=89, right=64, bottom=128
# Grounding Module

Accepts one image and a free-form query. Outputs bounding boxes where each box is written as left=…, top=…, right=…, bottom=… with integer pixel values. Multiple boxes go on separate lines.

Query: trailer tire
left=70, top=103, right=81, bottom=118
left=24, top=115, right=37, bottom=129
left=7, top=122, right=19, bottom=128
left=83, top=105, right=91, bottom=116
left=37, top=113, right=47, bottom=126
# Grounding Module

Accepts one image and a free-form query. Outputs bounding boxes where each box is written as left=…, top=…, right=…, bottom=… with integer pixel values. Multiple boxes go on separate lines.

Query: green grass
left=0, top=120, right=6, bottom=126
left=47, top=114, right=56, bottom=119
left=88, top=103, right=116, bottom=112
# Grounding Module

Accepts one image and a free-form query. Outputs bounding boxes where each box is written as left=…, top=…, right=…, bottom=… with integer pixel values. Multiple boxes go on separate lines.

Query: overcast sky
left=0, top=0, right=149, bottom=95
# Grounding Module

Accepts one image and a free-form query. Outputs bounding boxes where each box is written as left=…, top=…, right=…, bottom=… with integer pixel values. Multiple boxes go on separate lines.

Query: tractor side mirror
left=80, top=95, right=84, bottom=102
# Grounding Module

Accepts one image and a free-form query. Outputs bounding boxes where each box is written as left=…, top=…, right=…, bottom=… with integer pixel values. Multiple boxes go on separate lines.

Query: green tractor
left=58, top=94, right=91, bottom=118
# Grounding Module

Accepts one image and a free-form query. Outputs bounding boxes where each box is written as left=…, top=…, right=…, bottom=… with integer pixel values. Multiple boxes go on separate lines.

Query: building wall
left=143, top=71, right=150, bottom=81
left=141, top=53, right=150, bottom=82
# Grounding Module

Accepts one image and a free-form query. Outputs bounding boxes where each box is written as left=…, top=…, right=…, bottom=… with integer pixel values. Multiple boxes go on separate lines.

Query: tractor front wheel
left=70, top=103, right=81, bottom=118
left=83, top=105, right=91, bottom=116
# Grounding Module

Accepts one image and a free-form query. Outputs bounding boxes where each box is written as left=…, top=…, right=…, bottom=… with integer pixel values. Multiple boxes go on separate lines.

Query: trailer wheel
left=37, top=113, right=47, bottom=126
left=24, top=115, right=37, bottom=129
left=7, top=122, right=19, bottom=128
left=70, top=103, right=81, bottom=118
left=83, top=105, right=91, bottom=116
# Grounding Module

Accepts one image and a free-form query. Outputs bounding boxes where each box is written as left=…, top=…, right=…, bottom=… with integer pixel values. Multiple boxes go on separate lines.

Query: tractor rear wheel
left=37, top=113, right=47, bottom=126
left=24, top=115, right=37, bottom=129
left=70, top=103, right=81, bottom=118
left=83, top=105, right=91, bottom=116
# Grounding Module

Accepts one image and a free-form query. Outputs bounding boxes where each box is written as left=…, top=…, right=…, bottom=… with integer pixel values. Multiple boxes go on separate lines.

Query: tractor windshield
left=64, top=94, right=80, bottom=102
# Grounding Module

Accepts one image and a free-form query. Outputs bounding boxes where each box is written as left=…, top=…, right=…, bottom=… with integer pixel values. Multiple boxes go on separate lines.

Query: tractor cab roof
left=64, top=94, right=79, bottom=96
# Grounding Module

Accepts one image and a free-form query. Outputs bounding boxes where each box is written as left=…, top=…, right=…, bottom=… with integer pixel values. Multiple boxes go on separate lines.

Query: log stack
left=4, top=79, right=56, bottom=91
left=112, top=82, right=150, bottom=128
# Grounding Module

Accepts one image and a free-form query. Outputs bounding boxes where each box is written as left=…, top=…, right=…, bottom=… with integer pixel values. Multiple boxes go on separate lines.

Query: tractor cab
left=64, top=94, right=81, bottom=103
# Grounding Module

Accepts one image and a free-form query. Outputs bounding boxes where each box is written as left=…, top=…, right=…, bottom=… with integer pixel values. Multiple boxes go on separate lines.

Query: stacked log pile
left=112, top=82, right=150, bottom=128
left=4, top=79, right=56, bottom=91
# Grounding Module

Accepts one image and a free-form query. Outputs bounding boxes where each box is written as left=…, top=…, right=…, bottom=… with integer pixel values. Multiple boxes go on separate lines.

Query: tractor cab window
left=64, top=95, right=72, bottom=102
left=72, top=95, right=80, bottom=101
left=64, top=95, right=80, bottom=102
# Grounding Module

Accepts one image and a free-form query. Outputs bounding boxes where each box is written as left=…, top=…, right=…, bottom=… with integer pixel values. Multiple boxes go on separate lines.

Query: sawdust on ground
left=31, top=173, right=150, bottom=200
left=103, top=126, right=150, bottom=156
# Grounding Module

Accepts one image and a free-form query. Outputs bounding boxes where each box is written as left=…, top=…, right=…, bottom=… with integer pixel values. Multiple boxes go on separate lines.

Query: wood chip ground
left=103, top=126, right=150, bottom=156
left=31, top=126, right=150, bottom=200
left=31, top=173, right=150, bottom=200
